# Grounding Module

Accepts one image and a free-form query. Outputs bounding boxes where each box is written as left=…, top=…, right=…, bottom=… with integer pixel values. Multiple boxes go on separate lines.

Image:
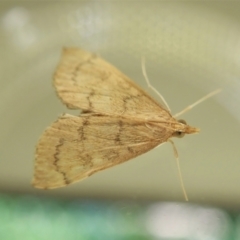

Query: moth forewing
left=33, top=47, right=200, bottom=201
left=33, top=114, right=178, bottom=189
left=53, top=48, right=172, bottom=121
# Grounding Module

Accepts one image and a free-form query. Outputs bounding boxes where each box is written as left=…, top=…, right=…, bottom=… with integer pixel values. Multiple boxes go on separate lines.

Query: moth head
left=173, top=119, right=200, bottom=138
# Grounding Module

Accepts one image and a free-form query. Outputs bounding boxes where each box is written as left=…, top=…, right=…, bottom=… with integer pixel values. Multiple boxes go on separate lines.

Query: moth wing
left=54, top=48, right=171, bottom=121
left=33, top=114, right=169, bottom=189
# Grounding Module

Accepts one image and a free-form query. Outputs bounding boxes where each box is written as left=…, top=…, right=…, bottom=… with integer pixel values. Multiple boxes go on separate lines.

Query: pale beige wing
left=33, top=114, right=172, bottom=189
left=54, top=48, right=171, bottom=121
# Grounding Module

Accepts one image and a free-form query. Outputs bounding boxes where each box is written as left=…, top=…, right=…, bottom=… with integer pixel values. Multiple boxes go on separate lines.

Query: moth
left=33, top=47, right=219, bottom=200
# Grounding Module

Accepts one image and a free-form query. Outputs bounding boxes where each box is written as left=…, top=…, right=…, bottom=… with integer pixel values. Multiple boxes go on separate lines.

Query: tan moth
left=32, top=47, right=220, bottom=200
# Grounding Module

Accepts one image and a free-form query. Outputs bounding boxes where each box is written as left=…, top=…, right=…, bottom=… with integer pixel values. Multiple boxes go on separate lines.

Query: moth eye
left=178, top=119, right=187, bottom=125
left=173, top=131, right=185, bottom=138
left=176, top=132, right=185, bottom=138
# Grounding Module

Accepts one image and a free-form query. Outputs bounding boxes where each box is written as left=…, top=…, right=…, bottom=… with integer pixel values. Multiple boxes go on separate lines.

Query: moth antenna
left=168, top=139, right=188, bottom=201
left=174, top=88, right=222, bottom=118
left=141, top=57, right=171, bottom=112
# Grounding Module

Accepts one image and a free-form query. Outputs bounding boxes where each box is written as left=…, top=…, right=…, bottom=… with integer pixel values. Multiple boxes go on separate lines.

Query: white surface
left=0, top=1, right=240, bottom=208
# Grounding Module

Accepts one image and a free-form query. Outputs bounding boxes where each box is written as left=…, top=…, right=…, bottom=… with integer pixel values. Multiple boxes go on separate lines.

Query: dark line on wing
left=53, top=138, right=70, bottom=185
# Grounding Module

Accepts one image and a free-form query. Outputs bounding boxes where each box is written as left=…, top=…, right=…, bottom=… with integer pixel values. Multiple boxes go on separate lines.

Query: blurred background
left=1, top=1, right=240, bottom=239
